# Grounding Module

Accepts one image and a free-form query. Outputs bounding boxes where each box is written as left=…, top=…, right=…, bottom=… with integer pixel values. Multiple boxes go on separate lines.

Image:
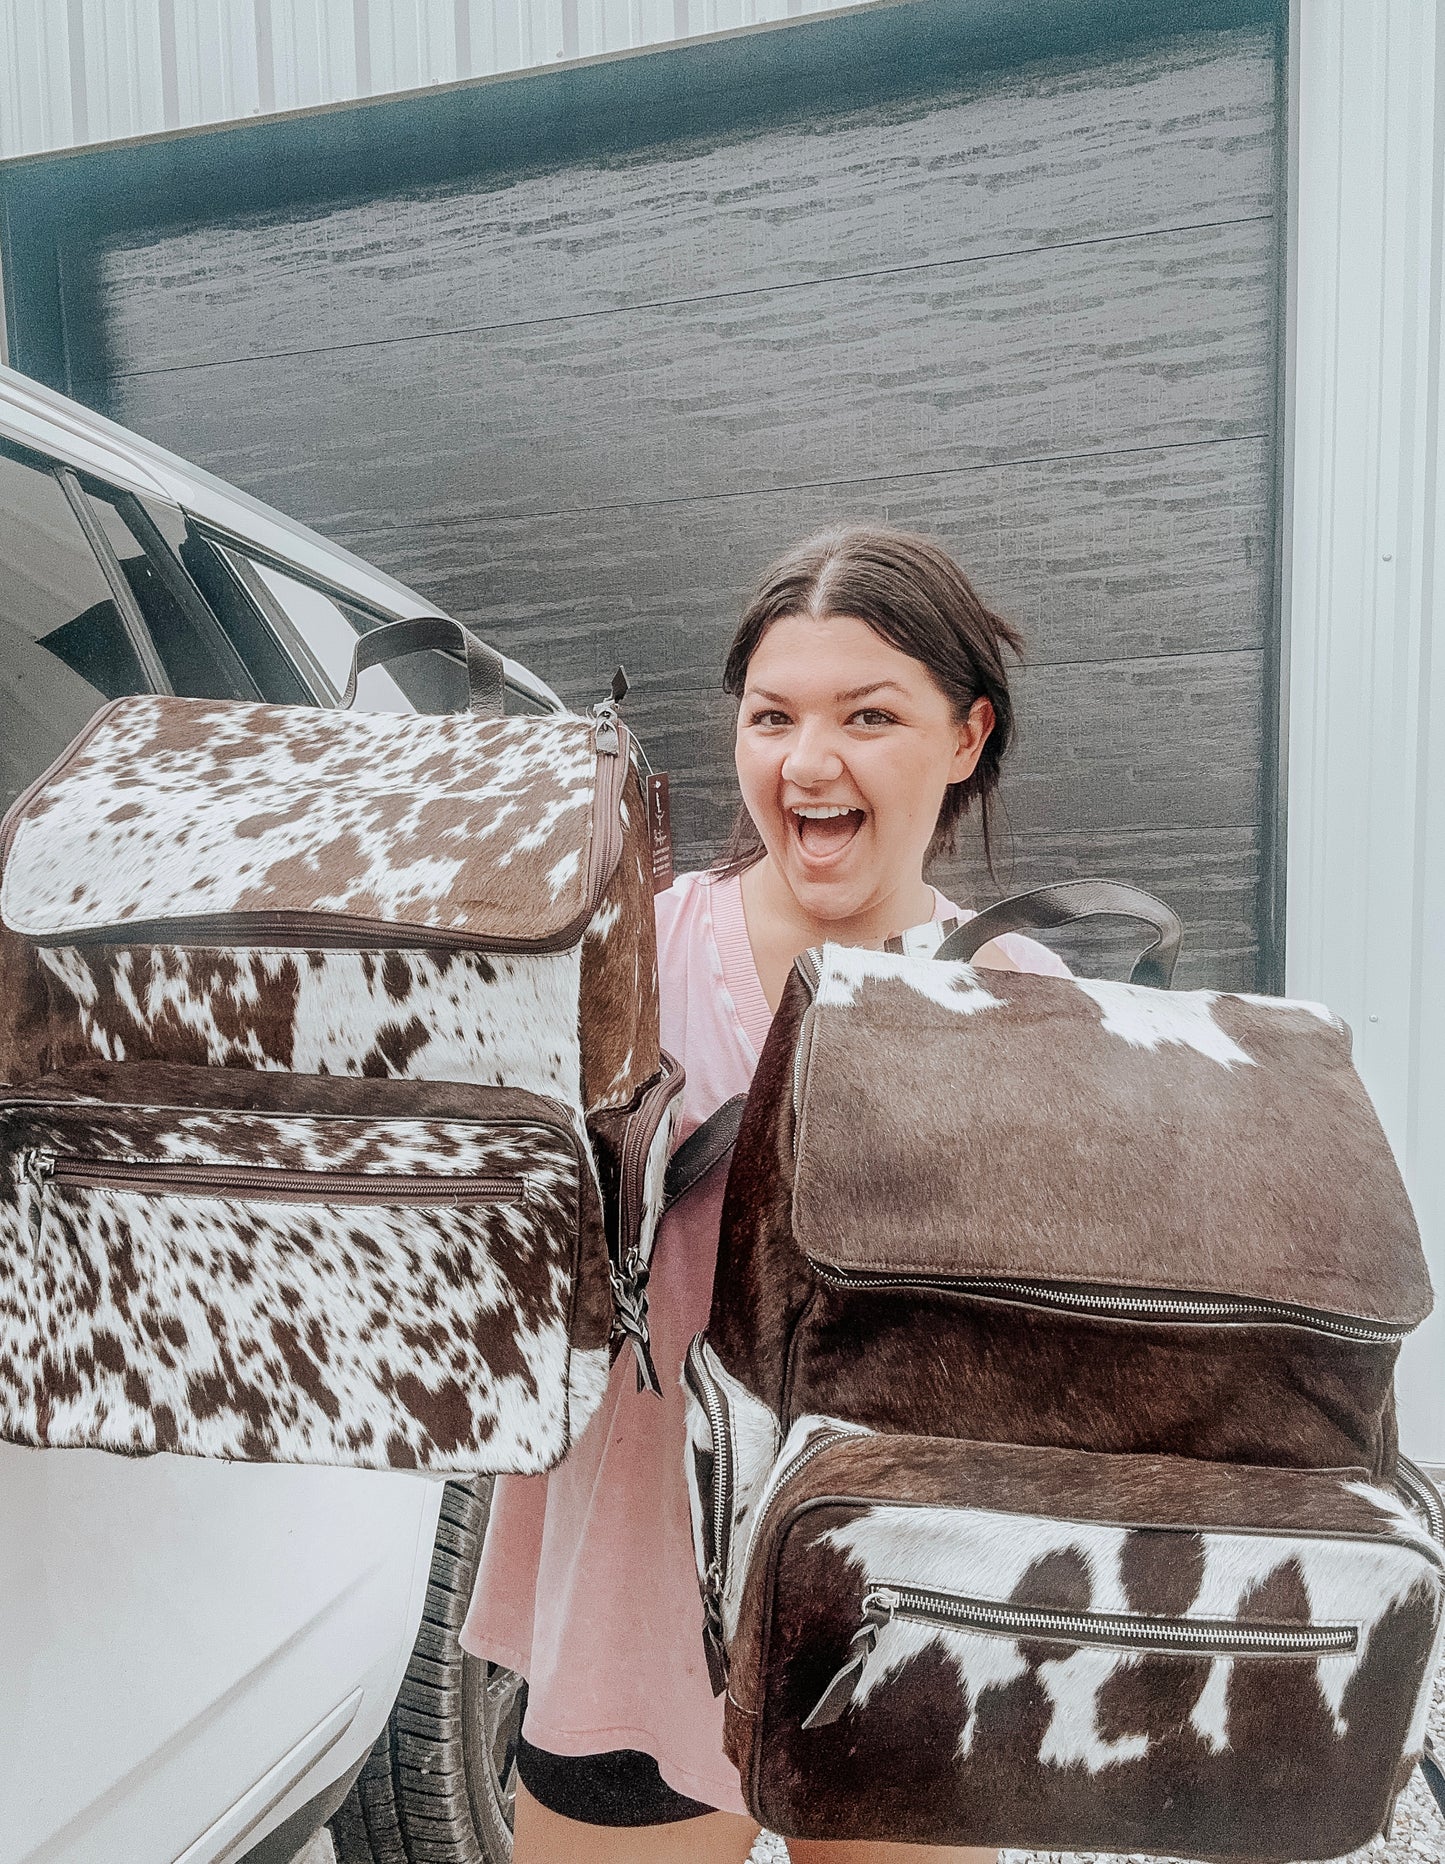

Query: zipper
left=809, top=1261, right=1410, bottom=1347
left=752, top=1427, right=850, bottom=1554
left=1397, top=1455, right=1445, bottom=1547
left=20, top=1147, right=526, bottom=1206
left=803, top=1584, right=1359, bottom=1730
left=684, top=1336, right=735, bottom=1694
left=793, top=947, right=822, bottom=996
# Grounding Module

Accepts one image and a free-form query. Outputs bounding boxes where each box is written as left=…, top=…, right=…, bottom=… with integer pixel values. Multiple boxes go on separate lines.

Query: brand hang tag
left=647, top=772, right=674, bottom=895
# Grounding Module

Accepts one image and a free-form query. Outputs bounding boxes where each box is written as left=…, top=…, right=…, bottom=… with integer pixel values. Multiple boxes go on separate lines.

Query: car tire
left=330, top=1477, right=526, bottom=1864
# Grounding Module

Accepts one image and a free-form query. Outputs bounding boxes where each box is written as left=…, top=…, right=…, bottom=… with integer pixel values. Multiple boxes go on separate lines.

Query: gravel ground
left=746, top=1670, right=1445, bottom=1863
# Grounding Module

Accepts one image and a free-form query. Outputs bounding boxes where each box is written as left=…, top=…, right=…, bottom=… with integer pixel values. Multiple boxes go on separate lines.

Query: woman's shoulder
left=652, top=868, right=727, bottom=967
left=653, top=866, right=718, bottom=931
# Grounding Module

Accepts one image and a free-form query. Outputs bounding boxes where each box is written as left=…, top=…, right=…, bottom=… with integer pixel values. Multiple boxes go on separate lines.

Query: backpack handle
left=934, top=879, right=1183, bottom=989
left=340, top=616, right=506, bottom=716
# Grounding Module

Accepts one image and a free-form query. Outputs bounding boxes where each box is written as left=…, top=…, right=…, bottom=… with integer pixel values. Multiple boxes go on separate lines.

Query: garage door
left=62, top=5, right=1282, bottom=988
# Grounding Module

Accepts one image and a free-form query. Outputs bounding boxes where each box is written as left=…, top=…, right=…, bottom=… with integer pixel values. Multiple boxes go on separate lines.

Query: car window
left=0, top=445, right=149, bottom=817
left=244, top=558, right=424, bottom=713
left=216, top=544, right=554, bottom=718
left=157, top=517, right=312, bottom=707
left=82, top=487, right=260, bottom=702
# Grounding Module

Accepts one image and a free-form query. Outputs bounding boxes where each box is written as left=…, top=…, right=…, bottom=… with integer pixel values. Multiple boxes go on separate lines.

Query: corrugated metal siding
left=0, top=0, right=858, bottom=160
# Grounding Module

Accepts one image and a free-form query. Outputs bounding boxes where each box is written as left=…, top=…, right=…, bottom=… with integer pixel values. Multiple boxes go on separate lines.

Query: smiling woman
left=460, top=524, right=1068, bottom=1864
left=720, top=528, right=1031, bottom=1008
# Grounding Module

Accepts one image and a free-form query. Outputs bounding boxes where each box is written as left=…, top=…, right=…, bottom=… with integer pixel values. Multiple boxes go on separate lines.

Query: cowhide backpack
left=679, top=881, right=1445, bottom=1860
left=0, top=618, right=682, bottom=1474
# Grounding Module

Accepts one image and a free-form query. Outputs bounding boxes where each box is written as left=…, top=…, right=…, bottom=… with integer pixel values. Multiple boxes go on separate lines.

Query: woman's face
left=734, top=612, right=994, bottom=928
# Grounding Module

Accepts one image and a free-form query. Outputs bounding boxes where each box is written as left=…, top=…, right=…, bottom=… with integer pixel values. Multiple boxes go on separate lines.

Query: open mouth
left=790, top=804, right=866, bottom=862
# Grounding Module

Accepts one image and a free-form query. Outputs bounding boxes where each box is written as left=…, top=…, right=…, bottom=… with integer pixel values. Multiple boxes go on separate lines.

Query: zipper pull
left=18, top=1148, right=56, bottom=1248
left=593, top=667, right=629, bottom=756
left=610, top=1260, right=661, bottom=1396
left=594, top=705, right=620, bottom=756
left=21, top=1147, right=56, bottom=1187
left=801, top=1589, right=896, bottom=1730
left=702, top=1563, right=729, bottom=1696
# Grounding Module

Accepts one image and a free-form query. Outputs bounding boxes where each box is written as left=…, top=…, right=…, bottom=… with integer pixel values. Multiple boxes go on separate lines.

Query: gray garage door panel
left=94, top=32, right=1274, bottom=377
left=101, top=216, right=1273, bottom=532
left=81, top=16, right=1281, bottom=988
left=340, top=435, right=1272, bottom=689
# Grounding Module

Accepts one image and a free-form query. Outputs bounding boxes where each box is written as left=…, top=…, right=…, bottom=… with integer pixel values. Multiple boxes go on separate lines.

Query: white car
left=0, top=363, right=538, bottom=1864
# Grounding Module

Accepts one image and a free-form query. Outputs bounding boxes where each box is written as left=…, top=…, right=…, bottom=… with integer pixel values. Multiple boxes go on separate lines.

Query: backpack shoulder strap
left=662, top=1095, right=747, bottom=1212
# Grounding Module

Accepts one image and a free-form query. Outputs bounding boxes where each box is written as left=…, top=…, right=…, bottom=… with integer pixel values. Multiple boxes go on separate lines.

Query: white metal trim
left=1282, top=0, right=1445, bottom=1456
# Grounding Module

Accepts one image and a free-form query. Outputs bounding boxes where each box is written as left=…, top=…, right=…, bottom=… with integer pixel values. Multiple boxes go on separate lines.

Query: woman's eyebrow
left=746, top=681, right=908, bottom=704
left=835, top=681, right=908, bottom=702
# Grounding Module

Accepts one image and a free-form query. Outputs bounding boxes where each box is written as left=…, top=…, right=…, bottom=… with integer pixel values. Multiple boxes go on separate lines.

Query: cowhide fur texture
left=710, top=948, right=1431, bottom=1480
left=0, top=694, right=663, bottom=1472
left=3, top=698, right=602, bottom=942
left=0, top=695, right=660, bottom=1117
left=0, top=1071, right=612, bottom=1470
left=725, top=1429, right=1445, bottom=1860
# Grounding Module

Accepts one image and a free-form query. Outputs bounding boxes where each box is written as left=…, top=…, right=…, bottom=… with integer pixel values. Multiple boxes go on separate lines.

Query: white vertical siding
left=1283, top=0, right=1445, bottom=1456
left=0, top=0, right=862, bottom=158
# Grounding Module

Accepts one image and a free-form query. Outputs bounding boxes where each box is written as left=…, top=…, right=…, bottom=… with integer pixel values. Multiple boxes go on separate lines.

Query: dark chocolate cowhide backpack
left=0, top=619, right=682, bottom=1474
left=680, top=881, right=1444, bottom=1860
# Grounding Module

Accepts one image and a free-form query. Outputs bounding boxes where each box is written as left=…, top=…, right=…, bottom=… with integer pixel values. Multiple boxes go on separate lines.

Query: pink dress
left=459, top=867, right=1071, bottom=1812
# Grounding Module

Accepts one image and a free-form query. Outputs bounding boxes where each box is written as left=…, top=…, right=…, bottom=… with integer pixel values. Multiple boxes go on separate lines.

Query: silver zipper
left=1397, top=1455, right=1445, bottom=1546
left=684, top=1336, right=738, bottom=1694
left=684, top=1337, right=734, bottom=1590
left=754, top=1428, right=849, bottom=1546
left=866, top=1584, right=1357, bottom=1654
left=803, top=1581, right=1358, bottom=1730
left=809, top=1261, right=1409, bottom=1346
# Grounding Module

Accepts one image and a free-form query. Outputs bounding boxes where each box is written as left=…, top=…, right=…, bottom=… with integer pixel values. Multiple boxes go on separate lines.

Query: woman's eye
left=850, top=708, right=898, bottom=727
left=747, top=708, right=791, bottom=727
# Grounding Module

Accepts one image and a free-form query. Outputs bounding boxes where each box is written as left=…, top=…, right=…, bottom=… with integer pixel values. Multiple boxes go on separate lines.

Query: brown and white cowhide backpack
left=681, top=881, right=1444, bottom=1860
left=0, top=619, right=683, bottom=1474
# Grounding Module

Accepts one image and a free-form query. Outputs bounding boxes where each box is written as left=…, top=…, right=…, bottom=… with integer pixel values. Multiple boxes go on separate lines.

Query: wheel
left=330, top=1476, right=526, bottom=1864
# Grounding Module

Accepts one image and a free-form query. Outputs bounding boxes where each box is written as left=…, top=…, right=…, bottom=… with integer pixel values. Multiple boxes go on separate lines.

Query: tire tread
left=330, top=1478, right=512, bottom=1863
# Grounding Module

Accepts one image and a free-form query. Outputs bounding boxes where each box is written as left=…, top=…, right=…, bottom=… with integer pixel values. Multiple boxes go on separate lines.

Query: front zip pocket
left=0, top=1065, right=608, bottom=1475
left=803, top=1582, right=1359, bottom=1729
left=21, top=1146, right=526, bottom=1208
left=730, top=1430, right=1445, bottom=1856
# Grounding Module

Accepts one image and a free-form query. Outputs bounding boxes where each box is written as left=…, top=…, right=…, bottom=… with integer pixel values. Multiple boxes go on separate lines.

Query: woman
left=461, top=525, right=1071, bottom=1862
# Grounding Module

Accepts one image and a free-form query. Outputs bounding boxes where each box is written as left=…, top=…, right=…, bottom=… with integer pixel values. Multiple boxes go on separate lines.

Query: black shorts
left=515, top=1731, right=716, bottom=1826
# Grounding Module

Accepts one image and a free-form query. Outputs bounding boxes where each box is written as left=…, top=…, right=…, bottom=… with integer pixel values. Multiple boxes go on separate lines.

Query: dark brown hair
left=714, top=524, right=1025, bottom=879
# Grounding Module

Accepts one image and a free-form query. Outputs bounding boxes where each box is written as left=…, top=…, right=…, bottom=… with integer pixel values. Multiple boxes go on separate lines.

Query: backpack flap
left=0, top=694, right=629, bottom=953
left=791, top=947, right=1432, bottom=1336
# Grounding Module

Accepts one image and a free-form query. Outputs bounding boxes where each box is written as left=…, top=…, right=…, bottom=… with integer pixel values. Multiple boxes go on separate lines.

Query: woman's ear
left=949, top=695, right=996, bottom=783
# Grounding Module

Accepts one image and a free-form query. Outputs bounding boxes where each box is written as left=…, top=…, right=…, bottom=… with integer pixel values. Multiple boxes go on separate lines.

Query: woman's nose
left=781, top=725, right=845, bottom=786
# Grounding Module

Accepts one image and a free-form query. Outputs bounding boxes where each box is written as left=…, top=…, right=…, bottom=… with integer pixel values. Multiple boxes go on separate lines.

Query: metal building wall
left=0, top=0, right=858, bottom=160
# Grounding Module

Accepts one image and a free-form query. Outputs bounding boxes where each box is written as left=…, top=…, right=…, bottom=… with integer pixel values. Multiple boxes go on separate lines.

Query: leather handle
left=934, top=878, right=1183, bottom=989
left=340, top=616, right=506, bottom=716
